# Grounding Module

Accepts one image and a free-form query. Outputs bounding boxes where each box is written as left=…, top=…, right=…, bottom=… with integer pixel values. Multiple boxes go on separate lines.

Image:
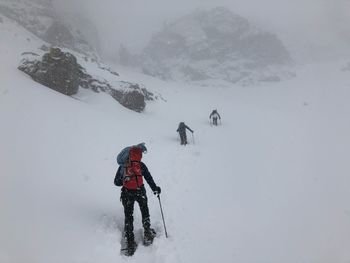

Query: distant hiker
left=209, top=109, right=221, bottom=126
left=114, top=143, right=161, bottom=255
left=176, top=122, right=194, bottom=145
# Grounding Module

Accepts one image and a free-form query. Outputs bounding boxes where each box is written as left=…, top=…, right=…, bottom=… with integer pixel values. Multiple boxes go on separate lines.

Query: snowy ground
left=1, top=15, right=350, bottom=263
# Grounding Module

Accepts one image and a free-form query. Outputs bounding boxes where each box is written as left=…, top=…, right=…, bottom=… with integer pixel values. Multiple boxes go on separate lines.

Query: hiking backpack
left=115, top=143, right=146, bottom=189
left=123, top=146, right=143, bottom=189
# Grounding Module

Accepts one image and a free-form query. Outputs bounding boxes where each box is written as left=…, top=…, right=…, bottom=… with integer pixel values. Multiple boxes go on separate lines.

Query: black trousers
left=213, top=117, right=218, bottom=126
left=179, top=132, right=187, bottom=145
left=121, top=186, right=150, bottom=239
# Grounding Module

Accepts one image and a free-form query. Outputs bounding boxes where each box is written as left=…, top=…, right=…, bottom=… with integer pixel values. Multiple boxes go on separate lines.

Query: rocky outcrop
left=78, top=66, right=150, bottom=112
left=119, top=90, right=145, bottom=112
left=18, top=47, right=80, bottom=95
left=110, top=87, right=146, bottom=113
left=18, top=47, right=155, bottom=112
left=139, top=7, right=294, bottom=85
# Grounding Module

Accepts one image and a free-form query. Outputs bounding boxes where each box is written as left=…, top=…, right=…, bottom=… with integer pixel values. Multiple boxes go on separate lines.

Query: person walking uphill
left=176, top=122, right=194, bottom=145
left=209, top=109, right=221, bottom=126
left=114, top=143, right=161, bottom=256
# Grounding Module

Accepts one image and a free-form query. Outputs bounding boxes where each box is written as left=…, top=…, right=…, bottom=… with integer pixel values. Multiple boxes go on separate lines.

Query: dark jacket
left=176, top=122, right=193, bottom=134
left=209, top=110, right=221, bottom=119
left=114, top=162, right=157, bottom=191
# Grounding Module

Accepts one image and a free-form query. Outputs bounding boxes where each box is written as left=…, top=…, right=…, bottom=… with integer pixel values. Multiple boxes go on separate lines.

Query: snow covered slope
left=1, top=11, right=350, bottom=263
left=0, top=0, right=98, bottom=55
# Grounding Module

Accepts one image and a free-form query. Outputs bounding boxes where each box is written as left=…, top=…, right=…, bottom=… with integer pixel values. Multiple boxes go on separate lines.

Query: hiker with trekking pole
left=114, top=143, right=164, bottom=256
left=176, top=122, right=194, bottom=145
left=209, top=109, right=221, bottom=126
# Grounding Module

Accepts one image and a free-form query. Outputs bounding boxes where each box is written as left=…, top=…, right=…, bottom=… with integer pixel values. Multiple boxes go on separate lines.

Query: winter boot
left=122, top=231, right=137, bottom=256
left=143, top=227, right=156, bottom=246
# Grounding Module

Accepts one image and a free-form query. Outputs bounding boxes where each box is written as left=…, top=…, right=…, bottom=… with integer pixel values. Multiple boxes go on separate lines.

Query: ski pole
left=191, top=132, right=195, bottom=145
left=157, top=194, right=168, bottom=238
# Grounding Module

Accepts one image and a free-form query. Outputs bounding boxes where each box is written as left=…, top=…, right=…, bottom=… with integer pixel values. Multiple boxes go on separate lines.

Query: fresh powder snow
left=1, top=13, right=350, bottom=263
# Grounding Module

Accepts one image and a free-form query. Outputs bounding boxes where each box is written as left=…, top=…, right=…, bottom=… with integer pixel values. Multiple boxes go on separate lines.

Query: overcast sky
left=53, top=0, right=350, bottom=62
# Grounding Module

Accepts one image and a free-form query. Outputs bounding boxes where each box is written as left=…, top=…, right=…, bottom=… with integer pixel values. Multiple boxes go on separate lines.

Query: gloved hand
left=153, top=186, right=161, bottom=195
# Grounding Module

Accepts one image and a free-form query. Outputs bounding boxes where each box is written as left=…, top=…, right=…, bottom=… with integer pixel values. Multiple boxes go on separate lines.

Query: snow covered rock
left=18, top=47, right=152, bottom=112
left=139, top=7, right=293, bottom=85
left=79, top=67, right=148, bottom=112
left=109, top=83, right=146, bottom=113
left=18, top=47, right=80, bottom=95
left=120, top=90, right=145, bottom=112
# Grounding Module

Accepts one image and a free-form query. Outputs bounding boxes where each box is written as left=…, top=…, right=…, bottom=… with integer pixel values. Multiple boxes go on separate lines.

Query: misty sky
left=53, top=0, right=350, bottom=62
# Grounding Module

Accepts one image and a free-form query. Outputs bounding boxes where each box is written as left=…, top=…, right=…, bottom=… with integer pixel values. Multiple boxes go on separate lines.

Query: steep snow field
left=1, top=16, right=350, bottom=263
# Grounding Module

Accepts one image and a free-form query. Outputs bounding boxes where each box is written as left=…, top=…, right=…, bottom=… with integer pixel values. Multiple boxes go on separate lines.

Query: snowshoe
left=121, top=239, right=137, bottom=256
left=143, top=228, right=156, bottom=246
left=121, top=231, right=137, bottom=256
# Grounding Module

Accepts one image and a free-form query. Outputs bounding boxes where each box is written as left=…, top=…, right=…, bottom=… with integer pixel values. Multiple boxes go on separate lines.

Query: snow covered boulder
left=110, top=84, right=146, bottom=113
left=18, top=47, right=80, bottom=95
left=120, top=90, right=145, bottom=113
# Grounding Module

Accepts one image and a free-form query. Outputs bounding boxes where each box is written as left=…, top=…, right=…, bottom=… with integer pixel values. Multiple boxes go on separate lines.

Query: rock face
left=139, top=7, right=293, bottom=85
left=19, top=47, right=80, bottom=95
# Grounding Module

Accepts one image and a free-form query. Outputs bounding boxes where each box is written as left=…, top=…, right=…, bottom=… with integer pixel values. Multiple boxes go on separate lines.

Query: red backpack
left=123, top=147, right=144, bottom=190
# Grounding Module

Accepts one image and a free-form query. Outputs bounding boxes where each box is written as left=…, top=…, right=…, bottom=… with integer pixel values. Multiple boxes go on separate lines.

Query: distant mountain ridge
left=137, top=7, right=294, bottom=85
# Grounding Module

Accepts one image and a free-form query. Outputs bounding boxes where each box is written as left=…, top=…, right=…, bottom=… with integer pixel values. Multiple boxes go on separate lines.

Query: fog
left=52, top=0, right=350, bottom=62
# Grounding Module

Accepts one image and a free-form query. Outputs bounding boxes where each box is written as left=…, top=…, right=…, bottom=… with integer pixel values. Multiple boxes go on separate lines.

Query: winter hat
left=136, top=142, right=147, bottom=153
